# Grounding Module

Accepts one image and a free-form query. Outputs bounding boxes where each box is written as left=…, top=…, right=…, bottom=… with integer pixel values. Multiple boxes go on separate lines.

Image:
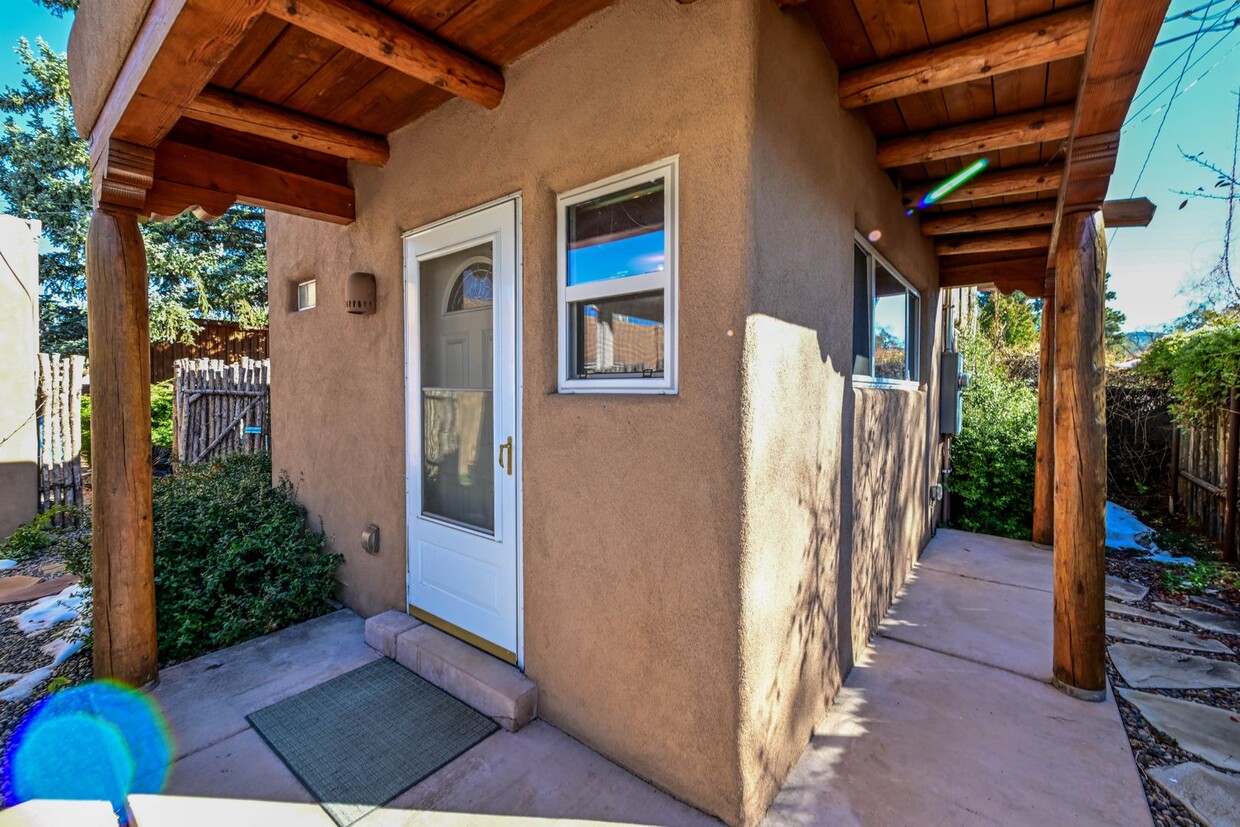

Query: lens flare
left=917, top=158, right=990, bottom=209
left=4, top=681, right=174, bottom=817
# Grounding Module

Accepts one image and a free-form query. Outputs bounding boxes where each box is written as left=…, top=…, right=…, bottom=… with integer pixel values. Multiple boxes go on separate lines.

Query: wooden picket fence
left=37, top=353, right=85, bottom=527
left=1170, top=394, right=1239, bottom=563
left=173, top=358, right=271, bottom=465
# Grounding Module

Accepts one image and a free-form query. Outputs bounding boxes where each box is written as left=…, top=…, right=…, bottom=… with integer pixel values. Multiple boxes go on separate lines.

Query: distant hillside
left=1118, top=330, right=1162, bottom=359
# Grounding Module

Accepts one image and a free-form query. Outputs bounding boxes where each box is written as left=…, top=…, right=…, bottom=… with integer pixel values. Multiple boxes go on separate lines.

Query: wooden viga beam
left=267, top=0, right=504, bottom=109
left=1101, top=197, right=1156, bottom=228
left=903, top=163, right=1063, bottom=207
left=148, top=140, right=356, bottom=224
left=919, top=200, right=1057, bottom=236
left=839, top=5, right=1092, bottom=108
left=935, top=229, right=1051, bottom=256
left=940, top=255, right=1048, bottom=292
left=877, top=104, right=1074, bottom=168
left=185, top=87, right=390, bottom=166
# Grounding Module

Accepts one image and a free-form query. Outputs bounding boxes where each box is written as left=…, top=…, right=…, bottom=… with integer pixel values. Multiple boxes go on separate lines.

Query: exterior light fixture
left=346, top=272, right=377, bottom=315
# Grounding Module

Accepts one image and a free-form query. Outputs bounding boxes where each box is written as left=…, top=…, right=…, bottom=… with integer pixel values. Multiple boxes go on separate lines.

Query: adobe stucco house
left=67, top=0, right=1164, bottom=824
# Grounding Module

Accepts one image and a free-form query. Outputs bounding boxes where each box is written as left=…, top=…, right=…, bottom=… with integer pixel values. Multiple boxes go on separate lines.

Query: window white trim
left=852, top=232, right=921, bottom=387
left=556, top=157, right=679, bottom=394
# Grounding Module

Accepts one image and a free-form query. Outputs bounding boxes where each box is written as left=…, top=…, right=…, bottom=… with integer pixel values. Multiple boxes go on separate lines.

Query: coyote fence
left=150, top=320, right=269, bottom=383
left=1170, top=390, right=1239, bottom=563
left=173, top=358, right=270, bottom=465
left=37, top=353, right=85, bottom=527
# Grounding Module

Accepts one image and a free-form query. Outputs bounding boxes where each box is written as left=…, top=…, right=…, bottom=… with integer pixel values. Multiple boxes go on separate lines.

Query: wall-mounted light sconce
left=347, top=272, right=377, bottom=315
left=362, top=524, right=380, bottom=555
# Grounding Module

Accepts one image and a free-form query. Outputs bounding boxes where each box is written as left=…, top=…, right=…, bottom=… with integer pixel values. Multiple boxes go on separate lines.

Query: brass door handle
left=497, top=436, right=514, bottom=476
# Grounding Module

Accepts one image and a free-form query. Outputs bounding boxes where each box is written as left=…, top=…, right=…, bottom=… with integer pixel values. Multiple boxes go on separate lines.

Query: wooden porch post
left=1052, top=210, right=1107, bottom=701
left=86, top=206, right=158, bottom=687
left=1032, top=271, right=1056, bottom=548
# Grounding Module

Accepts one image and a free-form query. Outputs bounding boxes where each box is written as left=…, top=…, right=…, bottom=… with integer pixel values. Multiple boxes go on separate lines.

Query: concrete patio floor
left=764, top=528, right=1152, bottom=827
left=124, top=528, right=1149, bottom=826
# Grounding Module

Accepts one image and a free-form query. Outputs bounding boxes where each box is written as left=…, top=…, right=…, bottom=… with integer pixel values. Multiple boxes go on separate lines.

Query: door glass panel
left=420, top=242, right=495, bottom=533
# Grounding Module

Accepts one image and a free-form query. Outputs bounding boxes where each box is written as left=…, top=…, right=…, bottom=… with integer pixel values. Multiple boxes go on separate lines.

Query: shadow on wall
left=751, top=422, right=843, bottom=794
left=0, top=461, right=39, bottom=542
left=851, top=389, right=924, bottom=651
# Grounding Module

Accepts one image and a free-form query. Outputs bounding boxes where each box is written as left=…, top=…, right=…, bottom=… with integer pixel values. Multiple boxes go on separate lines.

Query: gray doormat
left=247, top=657, right=499, bottom=826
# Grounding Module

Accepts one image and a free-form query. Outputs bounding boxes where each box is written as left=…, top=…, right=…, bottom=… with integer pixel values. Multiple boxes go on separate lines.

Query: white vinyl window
left=296, top=279, right=317, bottom=312
left=556, top=158, right=678, bottom=394
left=852, top=235, right=921, bottom=386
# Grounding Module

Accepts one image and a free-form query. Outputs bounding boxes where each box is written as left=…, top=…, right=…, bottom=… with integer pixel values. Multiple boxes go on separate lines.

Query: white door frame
left=402, top=193, right=524, bottom=668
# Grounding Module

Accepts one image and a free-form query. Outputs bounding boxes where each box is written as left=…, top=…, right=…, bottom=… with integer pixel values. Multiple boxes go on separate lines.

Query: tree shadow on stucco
left=749, top=422, right=843, bottom=798
left=750, top=388, right=928, bottom=803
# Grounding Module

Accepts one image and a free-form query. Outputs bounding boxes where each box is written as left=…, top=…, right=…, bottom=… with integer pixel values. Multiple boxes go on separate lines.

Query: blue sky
left=1, top=2, right=1237, bottom=333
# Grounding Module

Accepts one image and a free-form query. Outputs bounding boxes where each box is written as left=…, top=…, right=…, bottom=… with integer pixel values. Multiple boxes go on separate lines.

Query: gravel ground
left=0, top=539, right=92, bottom=749
left=1105, top=547, right=1240, bottom=827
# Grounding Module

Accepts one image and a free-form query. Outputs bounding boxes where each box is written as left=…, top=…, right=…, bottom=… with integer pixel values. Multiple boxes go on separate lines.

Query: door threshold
left=409, top=604, right=517, bottom=665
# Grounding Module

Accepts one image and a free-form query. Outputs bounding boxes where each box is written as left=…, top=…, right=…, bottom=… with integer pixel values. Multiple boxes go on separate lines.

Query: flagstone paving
left=1107, top=576, right=1150, bottom=603
left=1106, top=601, right=1183, bottom=627
left=1108, top=643, right=1240, bottom=690
left=1108, top=619, right=1233, bottom=655
left=1152, top=604, right=1240, bottom=636
left=1118, top=690, right=1240, bottom=773
left=1147, top=763, right=1240, bottom=827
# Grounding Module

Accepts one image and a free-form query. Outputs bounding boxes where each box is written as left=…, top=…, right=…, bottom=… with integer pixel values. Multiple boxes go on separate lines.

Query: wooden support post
left=1032, top=272, right=1055, bottom=548
left=86, top=207, right=158, bottom=687
left=1224, top=387, right=1239, bottom=564
left=1052, top=210, right=1107, bottom=701
left=1169, top=426, right=1181, bottom=515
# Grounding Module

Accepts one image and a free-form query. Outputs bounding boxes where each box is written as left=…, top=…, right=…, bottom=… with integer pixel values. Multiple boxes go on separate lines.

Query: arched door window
left=445, top=257, right=494, bottom=313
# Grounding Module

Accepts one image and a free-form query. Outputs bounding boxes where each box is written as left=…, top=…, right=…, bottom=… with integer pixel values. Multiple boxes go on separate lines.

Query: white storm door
left=404, top=199, right=518, bottom=662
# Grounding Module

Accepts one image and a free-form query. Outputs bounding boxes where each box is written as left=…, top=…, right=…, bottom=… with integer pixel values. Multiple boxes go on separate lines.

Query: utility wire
left=1125, top=28, right=1240, bottom=129
left=1129, top=0, right=1218, bottom=198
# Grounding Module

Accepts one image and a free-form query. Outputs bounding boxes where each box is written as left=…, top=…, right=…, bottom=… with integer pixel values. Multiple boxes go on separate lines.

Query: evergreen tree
left=0, top=36, right=267, bottom=354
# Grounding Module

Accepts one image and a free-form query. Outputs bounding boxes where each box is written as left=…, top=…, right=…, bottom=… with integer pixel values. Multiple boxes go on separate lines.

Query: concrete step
left=364, top=611, right=537, bottom=732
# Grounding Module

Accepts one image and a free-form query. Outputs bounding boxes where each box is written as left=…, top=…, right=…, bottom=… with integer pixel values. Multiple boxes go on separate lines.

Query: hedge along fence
left=173, top=358, right=270, bottom=465
left=37, top=353, right=85, bottom=527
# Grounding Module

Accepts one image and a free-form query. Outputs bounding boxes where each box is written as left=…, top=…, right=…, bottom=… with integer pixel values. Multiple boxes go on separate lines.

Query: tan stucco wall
left=735, top=5, right=943, bottom=820
left=0, top=217, right=42, bottom=540
left=269, top=1, right=947, bottom=823
left=67, top=0, right=154, bottom=139
left=268, top=0, right=753, bottom=821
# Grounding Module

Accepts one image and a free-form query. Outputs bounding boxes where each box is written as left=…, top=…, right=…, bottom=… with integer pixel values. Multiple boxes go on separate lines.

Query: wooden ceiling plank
left=266, top=0, right=504, bottom=109
left=1101, top=197, right=1156, bottom=228
left=233, top=24, right=344, bottom=105
left=904, top=162, right=1063, bottom=206
left=877, top=103, right=1074, bottom=167
left=212, top=16, right=289, bottom=90
left=92, top=0, right=269, bottom=161
left=839, top=5, right=1092, bottom=108
left=919, top=199, right=1057, bottom=235
left=935, top=228, right=1051, bottom=255
left=282, top=49, right=389, bottom=119
left=185, top=86, right=389, bottom=165
left=153, top=139, right=355, bottom=224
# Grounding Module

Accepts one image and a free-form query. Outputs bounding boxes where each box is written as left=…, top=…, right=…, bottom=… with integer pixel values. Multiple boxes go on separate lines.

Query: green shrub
left=150, top=380, right=174, bottom=448
left=67, top=453, right=342, bottom=663
left=948, top=328, right=1040, bottom=540
left=1139, top=316, right=1240, bottom=426
left=1, top=506, right=80, bottom=560
left=81, top=379, right=178, bottom=464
